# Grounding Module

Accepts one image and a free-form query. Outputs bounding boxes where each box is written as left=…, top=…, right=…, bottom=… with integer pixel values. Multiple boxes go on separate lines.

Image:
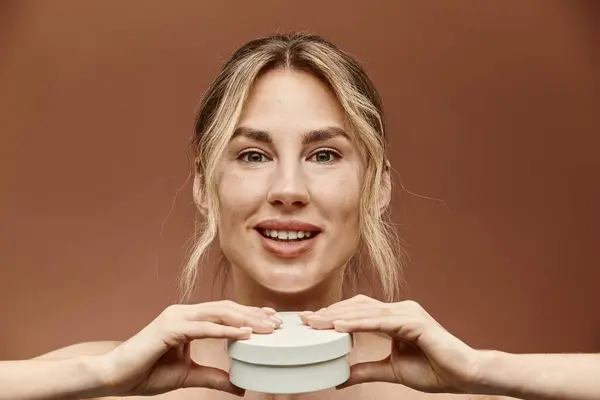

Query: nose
left=267, top=163, right=310, bottom=208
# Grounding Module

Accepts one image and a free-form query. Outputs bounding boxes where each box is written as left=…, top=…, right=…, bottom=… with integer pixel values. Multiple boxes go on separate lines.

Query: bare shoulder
left=34, top=341, right=122, bottom=360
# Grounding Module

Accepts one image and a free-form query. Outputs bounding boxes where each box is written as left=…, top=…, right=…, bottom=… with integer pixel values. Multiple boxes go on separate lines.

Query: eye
left=239, top=150, right=269, bottom=163
left=308, top=149, right=340, bottom=164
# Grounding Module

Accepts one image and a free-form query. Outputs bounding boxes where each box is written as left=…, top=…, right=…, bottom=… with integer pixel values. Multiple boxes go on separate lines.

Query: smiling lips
left=254, top=219, right=321, bottom=258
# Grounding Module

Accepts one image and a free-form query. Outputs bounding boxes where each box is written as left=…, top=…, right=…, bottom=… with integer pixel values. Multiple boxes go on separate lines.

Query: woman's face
left=212, top=68, right=363, bottom=295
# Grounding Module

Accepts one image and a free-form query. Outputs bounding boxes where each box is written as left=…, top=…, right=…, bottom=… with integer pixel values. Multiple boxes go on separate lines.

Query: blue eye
left=240, top=151, right=268, bottom=163
left=309, top=150, right=339, bottom=163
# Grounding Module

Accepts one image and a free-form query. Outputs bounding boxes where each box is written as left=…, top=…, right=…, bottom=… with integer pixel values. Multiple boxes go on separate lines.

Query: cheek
left=312, top=170, right=362, bottom=224
left=216, top=170, right=266, bottom=229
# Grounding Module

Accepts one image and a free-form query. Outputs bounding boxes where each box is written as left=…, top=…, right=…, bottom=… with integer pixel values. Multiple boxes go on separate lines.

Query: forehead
left=237, top=68, right=346, bottom=134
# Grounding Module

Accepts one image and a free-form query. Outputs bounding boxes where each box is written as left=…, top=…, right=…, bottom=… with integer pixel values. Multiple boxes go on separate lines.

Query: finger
left=299, top=296, right=379, bottom=325
left=320, top=300, right=421, bottom=322
left=307, top=306, right=389, bottom=329
left=333, top=316, right=427, bottom=342
left=196, top=301, right=278, bottom=324
left=231, top=303, right=282, bottom=325
left=111, top=323, right=253, bottom=376
left=189, top=305, right=280, bottom=334
left=337, top=358, right=397, bottom=389
left=261, top=306, right=277, bottom=315
left=221, top=302, right=283, bottom=326
left=183, top=362, right=245, bottom=396
left=299, top=312, right=316, bottom=325
left=182, top=321, right=254, bottom=341
left=320, top=295, right=379, bottom=312
left=225, top=301, right=280, bottom=319
left=317, top=303, right=375, bottom=316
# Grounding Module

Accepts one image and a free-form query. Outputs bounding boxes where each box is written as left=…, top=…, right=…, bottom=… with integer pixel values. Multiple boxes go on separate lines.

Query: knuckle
left=353, top=294, right=373, bottom=303
left=161, top=304, right=176, bottom=316
left=157, top=315, right=177, bottom=333
left=162, top=304, right=183, bottom=316
left=160, top=304, right=183, bottom=323
left=405, top=300, right=423, bottom=311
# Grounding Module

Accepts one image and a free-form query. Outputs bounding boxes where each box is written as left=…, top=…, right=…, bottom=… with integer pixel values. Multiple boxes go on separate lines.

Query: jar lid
left=227, top=312, right=353, bottom=366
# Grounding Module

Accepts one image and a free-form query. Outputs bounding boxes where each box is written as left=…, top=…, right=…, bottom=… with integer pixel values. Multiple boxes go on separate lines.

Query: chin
left=255, top=269, right=321, bottom=295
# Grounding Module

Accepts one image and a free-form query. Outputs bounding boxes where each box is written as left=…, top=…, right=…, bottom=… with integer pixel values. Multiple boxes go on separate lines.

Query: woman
left=2, top=33, right=599, bottom=400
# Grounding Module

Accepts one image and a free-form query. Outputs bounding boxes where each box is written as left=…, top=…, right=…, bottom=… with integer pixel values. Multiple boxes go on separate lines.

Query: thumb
left=183, top=363, right=245, bottom=397
left=337, top=356, right=398, bottom=389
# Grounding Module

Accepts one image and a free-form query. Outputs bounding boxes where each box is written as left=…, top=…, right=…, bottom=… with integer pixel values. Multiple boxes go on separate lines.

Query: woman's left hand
left=300, top=295, right=485, bottom=394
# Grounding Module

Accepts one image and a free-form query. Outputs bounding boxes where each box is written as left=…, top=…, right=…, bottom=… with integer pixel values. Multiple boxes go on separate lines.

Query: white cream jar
left=227, top=311, right=353, bottom=394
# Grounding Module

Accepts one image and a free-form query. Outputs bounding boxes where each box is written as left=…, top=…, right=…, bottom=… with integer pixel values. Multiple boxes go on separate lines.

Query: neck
left=228, top=268, right=344, bottom=312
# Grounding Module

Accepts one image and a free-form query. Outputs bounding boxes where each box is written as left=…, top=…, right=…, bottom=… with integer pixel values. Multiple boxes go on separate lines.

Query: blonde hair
left=181, top=32, right=405, bottom=303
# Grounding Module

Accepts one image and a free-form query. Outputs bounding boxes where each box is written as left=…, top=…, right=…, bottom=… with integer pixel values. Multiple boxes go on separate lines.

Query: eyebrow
left=231, top=126, right=349, bottom=146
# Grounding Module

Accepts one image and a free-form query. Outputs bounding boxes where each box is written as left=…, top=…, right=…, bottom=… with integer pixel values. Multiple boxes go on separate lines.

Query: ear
left=193, top=174, right=209, bottom=216
left=193, top=159, right=208, bottom=216
left=378, top=159, right=392, bottom=213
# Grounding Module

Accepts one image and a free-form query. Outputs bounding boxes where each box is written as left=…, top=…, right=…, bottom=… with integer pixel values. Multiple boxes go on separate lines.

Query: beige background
left=1, top=0, right=599, bottom=360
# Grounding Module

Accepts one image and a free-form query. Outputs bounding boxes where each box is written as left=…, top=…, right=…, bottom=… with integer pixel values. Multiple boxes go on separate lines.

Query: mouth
left=253, top=220, right=322, bottom=257
left=256, top=228, right=320, bottom=242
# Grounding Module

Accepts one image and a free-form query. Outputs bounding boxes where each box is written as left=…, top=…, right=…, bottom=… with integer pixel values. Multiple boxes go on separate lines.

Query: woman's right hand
left=94, top=301, right=281, bottom=397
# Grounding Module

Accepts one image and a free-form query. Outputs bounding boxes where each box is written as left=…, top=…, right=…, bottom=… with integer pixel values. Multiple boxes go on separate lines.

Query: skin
left=205, top=67, right=365, bottom=312
left=6, top=69, right=519, bottom=400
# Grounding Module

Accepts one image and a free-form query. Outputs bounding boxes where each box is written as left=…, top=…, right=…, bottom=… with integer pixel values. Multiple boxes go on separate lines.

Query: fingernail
left=270, top=315, right=283, bottom=324
left=262, top=318, right=277, bottom=327
left=261, top=307, right=277, bottom=314
left=239, top=326, right=253, bottom=333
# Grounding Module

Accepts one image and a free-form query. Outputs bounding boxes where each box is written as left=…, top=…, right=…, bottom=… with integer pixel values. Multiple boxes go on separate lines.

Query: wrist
left=470, top=350, right=522, bottom=398
left=76, top=355, right=115, bottom=399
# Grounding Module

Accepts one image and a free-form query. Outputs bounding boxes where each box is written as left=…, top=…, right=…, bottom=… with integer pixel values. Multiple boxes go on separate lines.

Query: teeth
left=263, top=229, right=315, bottom=240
